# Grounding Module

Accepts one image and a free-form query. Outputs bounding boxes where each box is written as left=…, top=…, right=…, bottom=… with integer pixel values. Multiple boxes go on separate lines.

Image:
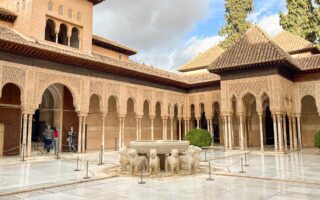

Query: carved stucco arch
left=106, top=94, right=120, bottom=114
left=89, top=93, right=104, bottom=113
left=0, top=82, right=24, bottom=106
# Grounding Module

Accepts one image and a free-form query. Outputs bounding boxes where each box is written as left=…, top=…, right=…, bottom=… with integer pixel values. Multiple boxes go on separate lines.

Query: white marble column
left=122, top=117, right=125, bottom=146
left=273, top=115, right=278, bottom=151
left=27, top=114, right=33, bottom=156
left=277, top=115, right=283, bottom=152
left=228, top=116, right=232, bottom=149
left=170, top=118, right=174, bottom=140
left=196, top=118, right=200, bottom=129
left=207, top=119, right=210, bottom=132
left=292, top=117, right=298, bottom=149
left=288, top=115, right=293, bottom=150
left=283, top=115, right=288, bottom=151
left=101, top=115, right=106, bottom=150
left=138, top=118, right=142, bottom=141
left=224, top=116, right=228, bottom=149
left=150, top=117, right=154, bottom=141
left=178, top=118, right=182, bottom=141
left=22, top=114, right=28, bottom=155
left=163, top=118, right=168, bottom=140
left=297, top=115, right=302, bottom=150
left=118, top=117, right=122, bottom=148
left=78, top=116, right=83, bottom=153
left=258, top=114, right=264, bottom=151
left=239, top=115, right=244, bottom=150
left=82, top=116, right=86, bottom=153
left=136, top=117, right=139, bottom=141
left=184, top=119, right=187, bottom=137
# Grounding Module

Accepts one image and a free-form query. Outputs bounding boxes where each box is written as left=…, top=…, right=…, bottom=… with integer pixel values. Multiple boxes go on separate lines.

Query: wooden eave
left=0, top=12, right=17, bottom=23
left=92, top=38, right=137, bottom=56
left=0, top=38, right=218, bottom=89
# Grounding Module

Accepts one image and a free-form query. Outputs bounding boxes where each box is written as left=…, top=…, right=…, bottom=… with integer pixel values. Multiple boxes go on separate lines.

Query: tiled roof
left=208, top=26, right=300, bottom=73
left=0, top=27, right=219, bottom=88
left=0, top=7, right=17, bottom=22
left=297, top=55, right=320, bottom=71
left=92, top=35, right=137, bottom=56
left=273, top=31, right=314, bottom=53
left=178, top=45, right=224, bottom=72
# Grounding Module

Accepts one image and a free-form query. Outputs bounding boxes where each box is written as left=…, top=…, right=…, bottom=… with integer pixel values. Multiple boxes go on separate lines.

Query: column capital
left=77, top=112, right=88, bottom=117
left=150, top=115, right=156, bottom=120
left=118, top=114, right=126, bottom=118
left=135, top=115, right=143, bottom=119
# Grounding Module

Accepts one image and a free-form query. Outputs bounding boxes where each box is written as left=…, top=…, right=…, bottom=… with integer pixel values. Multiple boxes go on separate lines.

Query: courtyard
left=0, top=148, right=319, bottom=199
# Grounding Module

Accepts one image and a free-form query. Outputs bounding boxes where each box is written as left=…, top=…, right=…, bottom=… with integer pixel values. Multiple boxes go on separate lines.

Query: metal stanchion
left=239, top=157, right=245, bottom=173
left=83, top=161, right=90, bottom=179
left=244, top=153, right=249, bottom=166
left=74, top=156, right=80, bottom=171
left=98, top=145, right=103, bottom=165
left=55, top=143, right=61, bottom=160
left=206, top=162, right=214, bottom=181
left=138, top=169, right=146, bottom=184
left=21, top=144, right=25, bottom=162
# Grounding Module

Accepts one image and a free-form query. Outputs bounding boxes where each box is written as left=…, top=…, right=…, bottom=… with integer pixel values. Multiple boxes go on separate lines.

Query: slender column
left=136, top=118, right=139, bottom=141
left=22, top=114, right=28, bottom=155
left=288, top=115, right=293, bottom=150
left=210, top=120, right=214, bottom=137
left=138, top=118, right=142, bottom=141
left=150, top=117, right=154, bottom=141
left=258, top=114, right=264, bottom=151
left=27, top=114, right=33, bottom=156
left=239, top=115, right=244, bottom=150
left=292, top=117, right=298, bottom=149
left=82, top=116, right=86, bottom=153
left=170, top=118, right=173, bottom=140
left=228, top=116, right=232, bottom=149
left=178, top=118, right=182, bottom=141
left=196, top=118, right=200, bottom=129
left=297, top=115, right=302, bottom=150
left=207, top=119, right=210, bottom=132
left=78, top=116, right=83, bottom=153
left=277, top=115, right=283, bottom=152
left=283, top=115, right=287, bottom=151
left=224, top=116, right=228, bottom=149
left=55, top=33, right=59, bottom=43
left=122, top=117, right=125, bottom=146
left=163, top=118, right=167, bottom=140
left=187, top=120, right=190, bottom=132
left=68, top=37, right=71, bottom=46
left=273, top=115, right=278, bottom=151
left=118, top=117, right=122, bottom=147
left=184, top=119, right=187, bottom=137
left=101, top=115, right=106, bottom=150
left=248, top=116, right=252, bottom=147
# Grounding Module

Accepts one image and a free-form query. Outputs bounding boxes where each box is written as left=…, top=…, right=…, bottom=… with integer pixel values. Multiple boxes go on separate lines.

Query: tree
left=280, top=0, right=317, bottom=42
left=219, top=0, right=253, bottom=49
left=186, top=129, right=212, bottom=147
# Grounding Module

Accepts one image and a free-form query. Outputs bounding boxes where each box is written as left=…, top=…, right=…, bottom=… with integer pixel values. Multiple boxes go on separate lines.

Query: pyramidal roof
left=273, top=31, right=314, bottom=52
left=178, top=45, right=224, bottom=72
left=208, top=25, right=300, bottom=73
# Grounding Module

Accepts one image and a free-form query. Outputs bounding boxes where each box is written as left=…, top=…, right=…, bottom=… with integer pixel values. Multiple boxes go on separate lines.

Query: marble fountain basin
left=129, top=140, right=190, bottom=154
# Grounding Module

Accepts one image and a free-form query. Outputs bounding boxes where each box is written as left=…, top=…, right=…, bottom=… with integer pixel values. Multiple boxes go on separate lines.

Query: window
left=68, top=9, right=73, bottom=18
left=58, top=24, right=68, bottom=46
left=70, top=27, right=80, bottom=48
left=16, top=2, right=20, bottom=12
left=48, top=1, right=53, bottom=11
left=22, top=0, right=25, bottom=10
left=59, top=5, right=63, bottom=15
left=77, top=12, right=81, bottom=22
left=45, top=19, right=56, bottom=42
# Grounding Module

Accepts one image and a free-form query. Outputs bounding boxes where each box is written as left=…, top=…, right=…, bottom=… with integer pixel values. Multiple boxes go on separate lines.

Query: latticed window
left=68, top=9, right=73, bottom=18
left=77, top=12, right=81, bottom=22
left=59, top=5, right=63, bottom=15
left=48, top=1, right=53, bottom=11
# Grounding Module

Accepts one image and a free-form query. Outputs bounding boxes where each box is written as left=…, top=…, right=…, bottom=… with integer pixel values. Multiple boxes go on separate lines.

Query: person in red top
left=52, top=127, right=59, bottom=155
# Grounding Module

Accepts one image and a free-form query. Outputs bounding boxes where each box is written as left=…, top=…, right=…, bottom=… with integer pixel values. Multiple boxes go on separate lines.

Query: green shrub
left=186, top=129, right=212, bottom=148
left=315, top=131, right=320, bottom=148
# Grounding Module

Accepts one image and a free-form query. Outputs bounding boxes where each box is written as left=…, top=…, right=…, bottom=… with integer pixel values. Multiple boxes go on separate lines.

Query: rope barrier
left=2, top=145, right=21, bottom=153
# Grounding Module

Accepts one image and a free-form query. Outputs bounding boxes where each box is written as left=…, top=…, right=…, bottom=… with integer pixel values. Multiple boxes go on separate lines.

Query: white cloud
left=183, top=35, right=224, bottom=58
left=257, top=14, right=283, bottom=37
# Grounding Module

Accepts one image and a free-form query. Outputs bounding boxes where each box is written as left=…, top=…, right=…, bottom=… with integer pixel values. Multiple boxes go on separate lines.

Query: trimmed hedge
left=315, top=131, right=320, bottom=148
left=186, top=128, right=212, bottom=147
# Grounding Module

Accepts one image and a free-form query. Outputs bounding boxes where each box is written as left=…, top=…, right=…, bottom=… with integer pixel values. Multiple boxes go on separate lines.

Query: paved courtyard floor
left=0, top=148, right=319, bottom=199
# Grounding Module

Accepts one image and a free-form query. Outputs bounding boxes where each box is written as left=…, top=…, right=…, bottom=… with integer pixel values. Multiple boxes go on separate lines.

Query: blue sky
left=93, top=0, right=287, bottom=70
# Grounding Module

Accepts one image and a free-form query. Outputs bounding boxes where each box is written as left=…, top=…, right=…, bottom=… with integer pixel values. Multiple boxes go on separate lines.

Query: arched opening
left=262, top=94, right=274, bottom=147
left=0, top=83, right=22, bottom=156
left=86, top=94, right=102, bottom=150
left=45, top=19, right=56, bottom=42
left=190, top=104, right=196, bottom=129
left=301, top=95, right=320, bottom=147
left=231, top=96, right=239, bottom=147
left=142, top=101, right=151, bottom=140
left=70, top=27, right=80, bottom=48
left=34, top=84, right=78, bottom=153
left=200, top=103, right=207, bottom=130
left=212, top=102, right=221, bottom=144
left=242, top=93, right=259, bottom=148
left=154, top=102, right=163, bottom=140
left=106, top=96, right=119, bottom=150
left=124, top=98, right=135, bottom=145
left=58, top=24, right=68, bottom=46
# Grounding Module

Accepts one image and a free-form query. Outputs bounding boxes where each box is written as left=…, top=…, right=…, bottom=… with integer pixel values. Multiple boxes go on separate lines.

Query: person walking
left=53, top=127, right=59, bottom=155
left=43, top=125, right=53, bottom=153
left=67, top=126, right=77, bottom=152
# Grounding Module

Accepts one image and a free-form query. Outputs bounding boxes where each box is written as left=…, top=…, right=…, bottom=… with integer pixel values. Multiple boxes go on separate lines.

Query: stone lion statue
left=179, top=148, right=196, bottom=173
left=128, top=149, right=149, bottom=175
left=165, top=149, right=180, bottom=175
left=149, top=149, right=160, bottom=176
left=189, top=145, right=202, bottom=169
left=119, top=146, right=130, bottom=172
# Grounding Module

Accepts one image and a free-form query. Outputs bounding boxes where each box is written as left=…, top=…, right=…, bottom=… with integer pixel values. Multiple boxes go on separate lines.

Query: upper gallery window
left=21, top=0, right=25, bottom=10
left=77, top=12, right=81, bottom=22
left=48, top=1, right=53, bottom=11
left=68, top=9, right=73, bottom=19
left=16, top=2, right=20, bottom=12
left=59, top=5, right=63, bottom=15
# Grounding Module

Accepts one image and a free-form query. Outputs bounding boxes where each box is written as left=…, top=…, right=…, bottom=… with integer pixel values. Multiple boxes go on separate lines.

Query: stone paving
left=0, top=148, right=319, bottom=199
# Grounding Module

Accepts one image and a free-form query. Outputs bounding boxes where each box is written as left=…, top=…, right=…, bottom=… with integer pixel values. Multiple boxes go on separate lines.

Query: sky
left=93, top=0, right=287, bottom=71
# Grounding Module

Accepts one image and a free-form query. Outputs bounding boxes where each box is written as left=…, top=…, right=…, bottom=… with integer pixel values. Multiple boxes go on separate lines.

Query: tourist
left=43, top=125, right=53, bottom=153
left=67, top=126, right=77, bottom=152
left=53, top=127, right=59, bottom=155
